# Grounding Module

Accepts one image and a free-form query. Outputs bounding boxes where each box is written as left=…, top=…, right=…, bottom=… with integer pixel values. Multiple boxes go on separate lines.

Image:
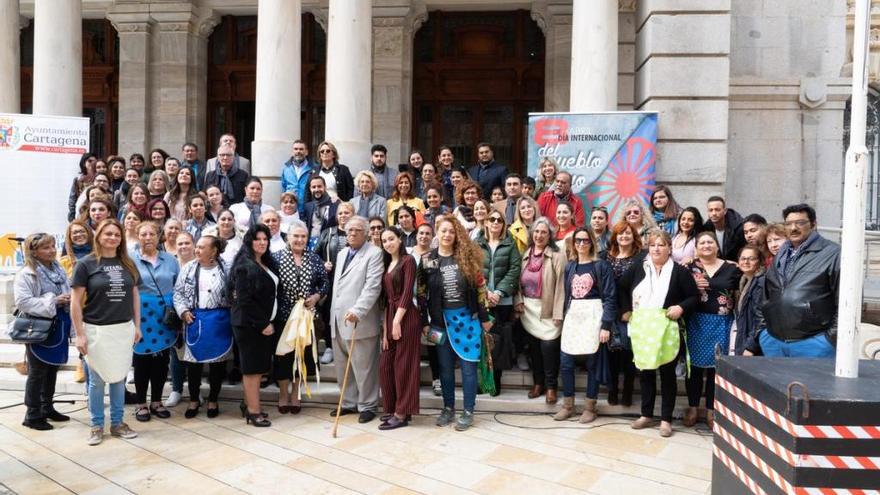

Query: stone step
left=0, top=367, right=702, bottom=419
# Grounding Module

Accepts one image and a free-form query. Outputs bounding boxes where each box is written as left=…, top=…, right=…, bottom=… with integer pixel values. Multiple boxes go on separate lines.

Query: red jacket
left=537, top=190, right=586, bottom=227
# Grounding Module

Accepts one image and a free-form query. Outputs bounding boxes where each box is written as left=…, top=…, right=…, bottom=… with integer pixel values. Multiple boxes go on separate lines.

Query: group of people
left=13, top=134, right=840, bottom=444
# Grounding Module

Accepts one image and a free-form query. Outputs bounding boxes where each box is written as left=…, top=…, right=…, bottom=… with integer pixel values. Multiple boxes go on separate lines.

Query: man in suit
left=329, top=216, right=384, bottom=423
left=493, top=173, right=523, bottom=224
left=206, top=133, right=251, bottom=175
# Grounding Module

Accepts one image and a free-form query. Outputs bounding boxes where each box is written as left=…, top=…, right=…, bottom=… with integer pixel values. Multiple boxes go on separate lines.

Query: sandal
left=134, top=406, right=151, bottom=422
left=149, top=404, right=171, bottom=419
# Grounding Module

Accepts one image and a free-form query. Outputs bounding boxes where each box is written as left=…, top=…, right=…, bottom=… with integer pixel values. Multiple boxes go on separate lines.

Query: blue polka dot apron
left=186, top=308, right=233, bottom=363
left=30, top=308, right=70, bottom=366
left=442, top=308, right=482, bottom=362
left=134, top=292, right=177, bottom=355
left=628, top=308, right=680, bottom=371
left=686, top=312, right=733, bottom=368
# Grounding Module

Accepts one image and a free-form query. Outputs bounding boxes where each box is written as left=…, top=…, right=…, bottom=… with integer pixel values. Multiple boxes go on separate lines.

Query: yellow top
left=386, top=197, right=426, bottom=225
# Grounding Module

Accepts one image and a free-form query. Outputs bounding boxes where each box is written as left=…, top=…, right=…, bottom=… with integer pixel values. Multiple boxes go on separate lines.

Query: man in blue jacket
left=281, top=140, right=314, bottom=216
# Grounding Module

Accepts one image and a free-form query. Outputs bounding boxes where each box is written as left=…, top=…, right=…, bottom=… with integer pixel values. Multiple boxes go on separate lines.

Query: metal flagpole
left=836, top=0, right=871, bottom=378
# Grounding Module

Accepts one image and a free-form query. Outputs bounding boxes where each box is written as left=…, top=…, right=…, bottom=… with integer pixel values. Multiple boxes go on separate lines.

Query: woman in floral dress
left=683, top=231, right=741, bottom=429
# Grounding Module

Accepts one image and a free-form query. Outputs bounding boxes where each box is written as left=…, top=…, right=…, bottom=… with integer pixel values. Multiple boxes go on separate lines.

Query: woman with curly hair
left=386, top=172, right=426, bottom=225
left=622, top=199, right=657, bottom=245
left=418, top=216, right=491, bottom=431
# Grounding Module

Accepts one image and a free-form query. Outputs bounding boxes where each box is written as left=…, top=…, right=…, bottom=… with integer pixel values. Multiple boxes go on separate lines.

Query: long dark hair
left=234, top=223, right=277, bottom=273
left=79, top=152, right=96, bottom=175
left=380, top=226, right=412, bottom=307
left=677, top=206, right=705, bottom=240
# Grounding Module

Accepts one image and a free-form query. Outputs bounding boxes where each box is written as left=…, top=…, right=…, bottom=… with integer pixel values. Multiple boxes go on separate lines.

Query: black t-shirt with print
left=72, top=255, right=139, bottom=325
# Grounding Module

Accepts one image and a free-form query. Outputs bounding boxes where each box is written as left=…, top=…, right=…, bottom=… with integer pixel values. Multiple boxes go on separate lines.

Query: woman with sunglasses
left=556, top=227, right=617, bottom=422
left=622, top=199, right=657, bottom=245
left=368, top=216, right=386, bottom=248
left=15, top=233, right=73, bottom=430
left=476, top=209, right=521, bottom=394
left=314, top=141, right=355, bottom=202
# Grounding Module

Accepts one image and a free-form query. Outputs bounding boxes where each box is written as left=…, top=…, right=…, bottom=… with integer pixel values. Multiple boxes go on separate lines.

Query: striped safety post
left=711, top=357, right=880, bottom=494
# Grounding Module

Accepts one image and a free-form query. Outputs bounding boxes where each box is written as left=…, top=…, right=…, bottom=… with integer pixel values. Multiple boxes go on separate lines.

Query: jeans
left=88, top=366, right=126, bottom=427
left=560, top=351, right=599, bottom=399
left=436, top=328, right=477, bottom=411
left=759, top=330, right=835, bottom=358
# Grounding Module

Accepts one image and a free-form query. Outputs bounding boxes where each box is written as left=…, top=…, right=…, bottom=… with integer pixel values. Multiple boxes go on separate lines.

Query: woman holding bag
left=14, top=233, right=72, bottom=430
left=618, top=229, right=699, bottom=438
left=131, top=221, right=180, bottom=422
left=173, top=235, right=233, bottom=418
left=71, top=219, right=142, bottom=446
left=272, top=221, right=328, bottom=414
left=555, top=228, right=617, bottom=423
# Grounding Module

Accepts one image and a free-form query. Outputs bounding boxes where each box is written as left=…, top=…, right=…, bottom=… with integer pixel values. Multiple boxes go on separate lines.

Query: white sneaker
left=320, top=348, right=334, bottom=365
left=164, top=391, right=182, bottom=408
left=432, top=379, right=442, bottom=396
left=126, top=369, right=135, bottom=384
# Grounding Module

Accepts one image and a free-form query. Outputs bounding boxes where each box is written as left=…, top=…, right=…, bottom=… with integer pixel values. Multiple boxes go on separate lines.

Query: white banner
left=0, top=113, right=90, bottom=267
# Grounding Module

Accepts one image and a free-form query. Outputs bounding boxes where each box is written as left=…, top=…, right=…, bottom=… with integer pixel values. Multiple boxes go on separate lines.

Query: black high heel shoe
left=185, top=403, right=200, bottom=419
left=246, top=413, right=271, bottom=427
left=240, top=400, right=268, bottom=418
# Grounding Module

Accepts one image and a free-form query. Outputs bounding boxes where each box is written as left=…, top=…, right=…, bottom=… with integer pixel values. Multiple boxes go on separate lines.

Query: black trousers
left=527, top=333, right=560, bottom=389
left=685, top=366, right=716, bottom=410
left=639, top=356, right=678, bottom=422
left=24, top=346, right=59, bottom=421
left=608, top=348, right=636, bottom=393
left=187, top=362, right=226, bottom=402
left=133, top=350, right=170, bottom=404
left=426, top=345, right=440, bottom=380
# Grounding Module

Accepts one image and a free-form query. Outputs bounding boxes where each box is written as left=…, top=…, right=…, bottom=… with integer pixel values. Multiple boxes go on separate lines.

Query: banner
left=0, top=113, right=90, bottom=267
left=527, top=111, right=658, bottom=222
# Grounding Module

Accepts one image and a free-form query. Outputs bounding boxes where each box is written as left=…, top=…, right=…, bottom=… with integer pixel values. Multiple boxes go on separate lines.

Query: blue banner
left=527, top=112, right=658, bottom=222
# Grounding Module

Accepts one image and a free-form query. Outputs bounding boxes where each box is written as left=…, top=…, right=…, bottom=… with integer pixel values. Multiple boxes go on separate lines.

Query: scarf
left=737, top=268, right=764, bottom=313
left=244, top=199, right=263, bottom=227
left=632, top=257, right=674, bottom=310
left=35, top=261, right=69, bottom=297
left=72, top=243, right=92, bottom=259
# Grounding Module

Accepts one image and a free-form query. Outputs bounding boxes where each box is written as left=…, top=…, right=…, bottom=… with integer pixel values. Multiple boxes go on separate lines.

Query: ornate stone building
left=0, top=0, right=856, bottom=226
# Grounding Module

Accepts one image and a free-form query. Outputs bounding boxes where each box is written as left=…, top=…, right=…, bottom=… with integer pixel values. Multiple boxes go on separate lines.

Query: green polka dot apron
left=628, top=308, right=680, bottom=371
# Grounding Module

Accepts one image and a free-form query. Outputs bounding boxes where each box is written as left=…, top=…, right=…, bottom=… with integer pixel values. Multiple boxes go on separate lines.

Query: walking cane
left=331, top=320, right=357, bottom=438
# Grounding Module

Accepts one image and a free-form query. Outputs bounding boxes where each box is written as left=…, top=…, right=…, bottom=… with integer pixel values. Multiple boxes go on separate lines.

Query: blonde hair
left=354, top=170, right=379, bottom=191
left=23, top=233, right=56, bottom=271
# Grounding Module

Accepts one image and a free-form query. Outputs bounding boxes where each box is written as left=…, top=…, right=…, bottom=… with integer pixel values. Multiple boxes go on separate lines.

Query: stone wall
left=727, top=0, right=848, bottom=226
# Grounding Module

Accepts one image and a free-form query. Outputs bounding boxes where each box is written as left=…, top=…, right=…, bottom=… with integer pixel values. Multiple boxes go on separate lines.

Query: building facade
left=0, top=0, right=862, bottom=227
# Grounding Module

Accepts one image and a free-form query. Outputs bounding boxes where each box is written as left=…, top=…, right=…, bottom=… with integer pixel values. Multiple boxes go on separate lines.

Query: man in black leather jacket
left=755, top=203, right=840, bottom=357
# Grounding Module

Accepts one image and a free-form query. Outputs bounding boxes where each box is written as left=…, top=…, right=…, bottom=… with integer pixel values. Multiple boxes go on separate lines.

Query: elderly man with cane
left=329, top=216, right=384, bottom=427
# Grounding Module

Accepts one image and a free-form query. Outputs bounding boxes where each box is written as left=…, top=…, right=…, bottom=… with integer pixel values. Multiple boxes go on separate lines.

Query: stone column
left=371, top=4, right=427, bottom=167
left=0, top=0, right=20, bottom=113
left=252, top=0, right=302, bottom=205
left=325, top=0, right=372, bottom=174
left=32, top=0, right=81, bottom=116
left=570, top=0, right=617, bottom=111
left=108, top=9, right=153, bottom=158
left=635, top=1, right=731, bottom=209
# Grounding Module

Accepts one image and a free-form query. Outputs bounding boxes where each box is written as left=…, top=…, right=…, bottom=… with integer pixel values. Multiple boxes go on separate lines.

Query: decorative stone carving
left=374, top=23, right=403, bottom=57
left=531, top=2, right=549, bottom=34
left=410, top=3, right=428, bottom=35
left=619, top=0, right=637, bottom=12
left=111, top=21, right=152, bottom=34
left=799, top=77, right=828, bottom=109
left=306, top=7, right=328, bottom=32
left=197, top=13, right=221, bottom=38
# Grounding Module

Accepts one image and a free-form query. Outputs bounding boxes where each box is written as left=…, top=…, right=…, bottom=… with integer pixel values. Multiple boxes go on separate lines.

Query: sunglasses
left=591, top=206, right=608, bottom=213
left=574, top=238, right=591, bottom=245
left=369, top=226, right=384, bottom=231
left=625, top=210, right=641, bottom=216
left=487, top=217, right=504, bottom=224
left=319, top=149, right=333, bottom=154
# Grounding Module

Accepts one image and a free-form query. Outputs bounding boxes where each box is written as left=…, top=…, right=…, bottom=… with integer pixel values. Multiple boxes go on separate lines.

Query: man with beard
left=281, top=139, right=314, bottom=216
left=303, top=175, right=340, bottom=251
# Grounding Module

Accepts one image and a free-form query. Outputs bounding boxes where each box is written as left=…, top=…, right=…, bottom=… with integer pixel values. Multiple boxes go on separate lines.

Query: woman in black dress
left=229, top=224, right=280, bottom=427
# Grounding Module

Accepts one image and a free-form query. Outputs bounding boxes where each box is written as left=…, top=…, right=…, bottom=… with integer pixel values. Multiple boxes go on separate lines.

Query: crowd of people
left=13, top=134, right=840, bottom=444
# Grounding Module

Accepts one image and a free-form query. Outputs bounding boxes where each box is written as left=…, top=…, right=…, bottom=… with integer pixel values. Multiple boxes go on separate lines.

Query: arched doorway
left=207, top=14, right=326, bottom=158
left=412, top=10, right=544, bottom=173
left=19, top=19, right=119, bottom=157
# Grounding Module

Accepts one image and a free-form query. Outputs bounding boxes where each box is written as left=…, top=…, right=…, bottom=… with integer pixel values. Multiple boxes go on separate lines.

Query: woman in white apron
left=71, top=219, right=142, bottom=446
left=617, top=229, right=699, bottom=438
left=14, top=233, right=72, bottom=431
left=555, top=228, right=617, bottom=423
left=513, top=217, right=567, bottom=405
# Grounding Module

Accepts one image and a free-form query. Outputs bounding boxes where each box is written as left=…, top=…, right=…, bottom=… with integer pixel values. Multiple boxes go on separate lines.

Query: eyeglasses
left=574, top=238, right=592, bottom=245
left=738, top=256, right=759, bottom=262
left=218, top=153, right=233, bottom=158
left=369, top=226, right=383, bottom=231
left=784, top=219, right=811, bottom=228
left=347, top=228, right=365, bottom=234
left=487, top=217, right=503, bottom=224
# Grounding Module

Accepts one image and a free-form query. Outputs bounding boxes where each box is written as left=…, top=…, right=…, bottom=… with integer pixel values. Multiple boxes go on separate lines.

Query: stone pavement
left=0, top=385, right=714, bottom=494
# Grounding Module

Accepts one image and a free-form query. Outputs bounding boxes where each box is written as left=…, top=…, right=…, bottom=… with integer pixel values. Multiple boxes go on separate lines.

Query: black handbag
left=10, top=309, right=56, bottom=344
left=145, top=263, right=182, bottom=329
